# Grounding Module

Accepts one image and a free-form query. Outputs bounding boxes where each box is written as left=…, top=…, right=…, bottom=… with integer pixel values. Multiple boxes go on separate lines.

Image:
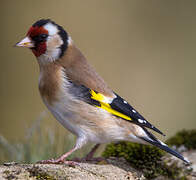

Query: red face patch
left=27, top=26, right=48, bottom=38
left=27, top=26, right=48, bottom=57
left=31, top=43, right=47, bottom=57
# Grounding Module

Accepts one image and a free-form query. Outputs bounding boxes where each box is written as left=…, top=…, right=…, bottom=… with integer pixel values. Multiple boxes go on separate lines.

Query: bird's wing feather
left=69, top=81, right=165, bottom=136
left=90, top=90, right=165, bottom=136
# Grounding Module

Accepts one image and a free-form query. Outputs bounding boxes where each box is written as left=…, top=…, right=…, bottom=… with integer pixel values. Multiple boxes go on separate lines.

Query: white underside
left=44, top=97, right=125, bottom=144
left=44, top=99, right=147, bottom=147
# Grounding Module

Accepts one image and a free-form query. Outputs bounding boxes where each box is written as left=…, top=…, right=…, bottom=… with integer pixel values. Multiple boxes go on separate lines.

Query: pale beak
left=15, top=36, right=34, bottom=48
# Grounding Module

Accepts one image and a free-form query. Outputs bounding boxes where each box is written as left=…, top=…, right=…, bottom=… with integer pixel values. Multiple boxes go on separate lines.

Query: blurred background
left=0, top=0, right=196, bottom=163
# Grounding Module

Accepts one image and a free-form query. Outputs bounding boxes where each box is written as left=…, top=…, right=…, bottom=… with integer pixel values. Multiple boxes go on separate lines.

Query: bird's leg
left=73, top=144, right=105, bottom=162
left=84, top=144, right=100, bottom=161
left=37, top=136, right=87, bottom=165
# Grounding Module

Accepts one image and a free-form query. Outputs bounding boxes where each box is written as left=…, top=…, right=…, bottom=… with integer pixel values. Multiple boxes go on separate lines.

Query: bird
left=15, top=19, right=189, bottom=165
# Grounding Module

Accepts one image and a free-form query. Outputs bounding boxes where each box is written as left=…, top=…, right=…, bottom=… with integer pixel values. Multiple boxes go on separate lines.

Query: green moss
left=165, top=129, right=196, bottom=150
left=102, top=142, right=184, bottom=179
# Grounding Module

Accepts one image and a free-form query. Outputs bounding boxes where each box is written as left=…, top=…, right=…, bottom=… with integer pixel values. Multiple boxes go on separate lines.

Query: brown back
left=57, top=44, right=113, bottom=97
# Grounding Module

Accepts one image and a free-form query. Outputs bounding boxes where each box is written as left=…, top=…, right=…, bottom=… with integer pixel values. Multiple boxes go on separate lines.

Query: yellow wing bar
left=90, top=90, right=131, bottom=121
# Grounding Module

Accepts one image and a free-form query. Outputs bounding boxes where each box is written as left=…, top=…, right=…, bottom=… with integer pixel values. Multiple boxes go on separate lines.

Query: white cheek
left=38, top=47, right=61, bottom=64
left=47, top=35, right=63, bottom=57
left=50, top=48, right=61, bottom=60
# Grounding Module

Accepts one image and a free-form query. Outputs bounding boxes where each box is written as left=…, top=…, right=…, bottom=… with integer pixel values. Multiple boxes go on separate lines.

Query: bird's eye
left=32, top=34, right=48, bottom=43
left=40, top=34, right=48, bottom=39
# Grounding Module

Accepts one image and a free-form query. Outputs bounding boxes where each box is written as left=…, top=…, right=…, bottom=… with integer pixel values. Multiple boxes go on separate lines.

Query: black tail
left=140, top=128, right=190, bottom=164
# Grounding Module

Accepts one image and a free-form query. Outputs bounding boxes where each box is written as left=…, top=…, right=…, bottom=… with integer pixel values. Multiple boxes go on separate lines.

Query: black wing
left=110, top=93, right=165, bottom=136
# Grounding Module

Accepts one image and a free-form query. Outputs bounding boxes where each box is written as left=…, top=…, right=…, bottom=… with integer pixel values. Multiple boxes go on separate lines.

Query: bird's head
left=16, top=19, right=70, bottom=63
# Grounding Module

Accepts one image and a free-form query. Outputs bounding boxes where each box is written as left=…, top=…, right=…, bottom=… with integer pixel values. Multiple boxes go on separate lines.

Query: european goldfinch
left=16, top=19, right=189, bottom=165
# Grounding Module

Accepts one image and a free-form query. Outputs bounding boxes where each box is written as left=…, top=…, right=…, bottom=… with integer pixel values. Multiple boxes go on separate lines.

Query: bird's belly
left=43, top=98, right=82, bottom=136
left=46, top=102, right=124, bottom=143
left=41, top=98, right=146, bottom=145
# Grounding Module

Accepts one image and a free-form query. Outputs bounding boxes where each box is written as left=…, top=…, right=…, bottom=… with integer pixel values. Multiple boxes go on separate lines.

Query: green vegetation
left=102, top=141, right=184, bottom=179
left=166, top=129, right=196, bottom=150
left=103, top=129, right=196, bottom=179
